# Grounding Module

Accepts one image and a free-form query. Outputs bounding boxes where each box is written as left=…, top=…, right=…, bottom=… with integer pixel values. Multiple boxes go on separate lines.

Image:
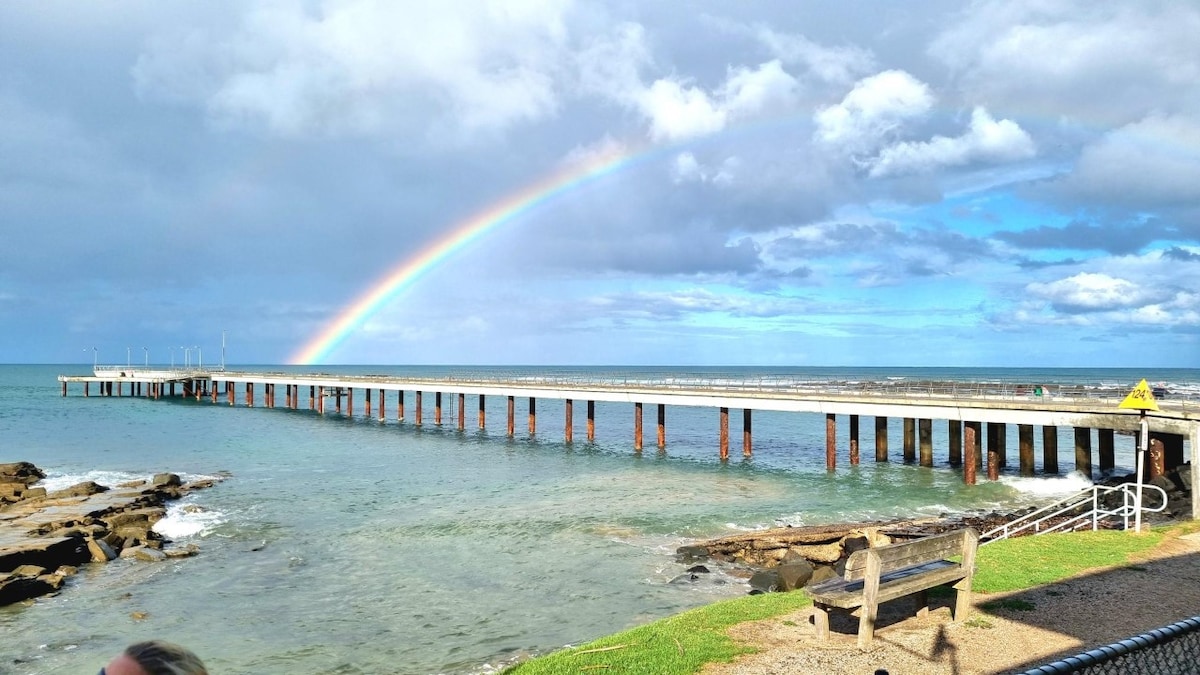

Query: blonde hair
left=124, top=640, right=208, bottom=675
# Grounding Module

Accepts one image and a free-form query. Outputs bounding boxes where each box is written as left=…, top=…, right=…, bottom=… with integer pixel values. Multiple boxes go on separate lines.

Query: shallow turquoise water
left=1, top=365, right=1193, bottom=674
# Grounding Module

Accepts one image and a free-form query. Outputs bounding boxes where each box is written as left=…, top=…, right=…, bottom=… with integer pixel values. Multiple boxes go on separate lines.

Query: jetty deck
left=58, top=369, right=1199, bottom=518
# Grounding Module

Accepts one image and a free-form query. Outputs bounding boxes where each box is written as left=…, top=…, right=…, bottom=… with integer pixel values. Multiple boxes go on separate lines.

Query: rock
left=0, top=574, right=59, bottom=605
left=131, top=611, right=149, bottom=620
left=163, top=544, right=199, bottom=559
left=686, top=565, right=710, bottom=574
left=787, top=541, right=843, bottom=564
left=0, top=536, right=90, bottom=573
left=152, top=473, right=182, bottom=488
left=131, top=547, right=166, bottom=562
left=87, top=539, right=117, bottom=562
left=11, top=565, right=46, bottom=577
left=807, top=565, right=839, bottom=586
left=0, top=462, right=45, bottom=485
left=748, top=569, right=780, bottom=594
left=48, top=481, right=109, bottom=499
left=776, top=560, right=815, bottom=591
left=675, top=545, right=710, bottom=563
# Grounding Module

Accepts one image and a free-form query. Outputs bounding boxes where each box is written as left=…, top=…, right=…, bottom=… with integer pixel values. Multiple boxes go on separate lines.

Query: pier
left=58, top=369, right=1200, bottom=518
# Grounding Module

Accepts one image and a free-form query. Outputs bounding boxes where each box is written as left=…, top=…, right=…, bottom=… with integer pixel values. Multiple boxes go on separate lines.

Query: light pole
left=183, top=346, right=190, bottom=369
left=86, top=347, right=97, bottom=369
left=170, top=347, right=175, bottom=369
left=143, top=346, right=149, bottom=367
left=126, top=346, right=131, bottom=369
left=196, top=346, right=202, bottom=369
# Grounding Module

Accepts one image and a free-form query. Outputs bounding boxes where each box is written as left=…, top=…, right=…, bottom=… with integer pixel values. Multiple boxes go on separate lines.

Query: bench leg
left=812, top=603, right=830, bottom=640
left=916, top=589, right=929, bottom=618
left=953, top=581, right=973, bottom=620
left=857, top=601, right=877, bottom=649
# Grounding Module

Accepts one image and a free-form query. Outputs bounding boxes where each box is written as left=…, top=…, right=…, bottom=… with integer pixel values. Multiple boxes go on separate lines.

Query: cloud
left=1025, top=272, right=1164, bottom=313
left=995, top=218, right=1179, bottom=255
left=134, top=0, right=575, bottom=137
left=930, top=1, right=1200, bottom=126
left=1037, top=114, right=1200, bottom=210
left=813, top=69, right=932, bottom=156
left=635, top=60, right=798, bottom=142
left=752, top=26, right=875, bottom=84
left=869, top=107, right=1035, bottom=177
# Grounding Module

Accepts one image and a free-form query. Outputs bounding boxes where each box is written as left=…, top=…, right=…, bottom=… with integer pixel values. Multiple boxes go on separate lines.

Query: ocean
left=1, top=365, right=1196, bottom=674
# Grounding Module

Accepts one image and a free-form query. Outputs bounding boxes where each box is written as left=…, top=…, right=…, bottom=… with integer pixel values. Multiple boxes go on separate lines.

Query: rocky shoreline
left=676, top=463, right=1193, bottom=594
left=0, top=461, right=224, bottom=606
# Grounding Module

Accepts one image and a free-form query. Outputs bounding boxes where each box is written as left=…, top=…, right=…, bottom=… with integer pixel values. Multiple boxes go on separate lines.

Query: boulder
left=807, top=565, right=839, bottom=586
left=0, top=462, right=45, bottom=485
left=0, top=573, right=59, bottom=605
left=0, top=536, right=90, bottom=573
left=775, top=560, right=815, bottom=591
left=48, top=481, right=109, bottom=499
left=748, top=569, right=780, bottom=594
left=87, top=538, right=117, bottom=562
left=152, top=473, right=182, bottom=488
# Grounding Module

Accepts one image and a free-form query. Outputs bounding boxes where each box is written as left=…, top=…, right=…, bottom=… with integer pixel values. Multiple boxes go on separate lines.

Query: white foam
left=35, top=469, right=145, bottom=492
left=998, top=471, right=1095, bottom=497
left=152, top=499, right=226, bottom=539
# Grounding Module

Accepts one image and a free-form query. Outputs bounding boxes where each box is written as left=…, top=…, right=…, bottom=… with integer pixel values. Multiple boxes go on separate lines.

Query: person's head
left=101, top=640, right=208, bottom=675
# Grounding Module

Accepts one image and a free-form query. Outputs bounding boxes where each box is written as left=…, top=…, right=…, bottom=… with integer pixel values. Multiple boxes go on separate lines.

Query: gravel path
left=701, top=531, right=1200, bottom=675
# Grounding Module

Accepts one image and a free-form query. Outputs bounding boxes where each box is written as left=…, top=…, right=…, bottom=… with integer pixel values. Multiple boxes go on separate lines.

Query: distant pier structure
left=59, top=368, right=1200, bottom=518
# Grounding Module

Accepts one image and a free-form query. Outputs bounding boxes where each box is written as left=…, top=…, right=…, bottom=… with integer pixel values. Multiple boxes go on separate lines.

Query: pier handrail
left=211, top=369, right=1200, bottom=411
left=981, top=483, right=1170, bottom=544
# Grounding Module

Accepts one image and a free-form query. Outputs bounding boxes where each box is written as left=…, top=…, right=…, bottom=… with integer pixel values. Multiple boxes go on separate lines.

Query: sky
left=2, top=0, right=1198, bottom=368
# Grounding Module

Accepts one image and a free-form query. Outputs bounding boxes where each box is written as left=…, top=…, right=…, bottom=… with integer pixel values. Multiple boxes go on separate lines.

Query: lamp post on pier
left=126, top=346, right=131, bottom=369
left=143, top=346, right=149, bottom=367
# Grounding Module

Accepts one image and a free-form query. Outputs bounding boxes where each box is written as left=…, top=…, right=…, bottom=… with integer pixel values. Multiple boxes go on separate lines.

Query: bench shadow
left=808, top=548, right=1200, bottom=674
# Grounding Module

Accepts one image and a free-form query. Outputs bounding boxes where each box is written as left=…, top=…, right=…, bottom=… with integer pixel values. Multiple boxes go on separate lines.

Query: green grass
left=505, top=527, right=1178, bottom=675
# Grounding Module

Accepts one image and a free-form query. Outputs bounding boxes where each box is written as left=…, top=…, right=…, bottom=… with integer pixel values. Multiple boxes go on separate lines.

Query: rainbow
left=289, top=142, right=644, bottom=364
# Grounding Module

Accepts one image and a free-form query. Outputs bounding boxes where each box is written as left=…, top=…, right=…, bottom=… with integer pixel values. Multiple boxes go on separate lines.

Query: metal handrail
left=981, top=483, right=1170, bottom=544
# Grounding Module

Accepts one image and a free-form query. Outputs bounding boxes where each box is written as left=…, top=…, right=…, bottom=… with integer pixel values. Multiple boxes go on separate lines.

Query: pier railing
left=980, top=483, right=1170, bottom=543
left=216, top=369, right=1200, bottom=411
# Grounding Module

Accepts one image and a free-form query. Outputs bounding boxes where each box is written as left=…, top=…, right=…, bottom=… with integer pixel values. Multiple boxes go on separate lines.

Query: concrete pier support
left=919, top=418, right=933, bottom=467
left=246, top=383, right=254, bottom=408
left=995, top=424, right=1007, bottom=467
left=317, top=386, right=325, bottom=414
left=478, top=394, right=485, bottom=429
left=849, top=414, right=860, bottom=465
left=1043, top=426, right=1059, bottom=474
left=457, top=393, right=465, bottom=430
left=948, top=420, right=962, bottom=466
left=414, top=391, right=422, bottom=427
left=1019, top=424, right=1035, bottom=476
left=964, top=423, right=978, bottom=485
left=309, top=386, right=315, bottom=410
left=379, top=390, right=386, bottom=422
left=1074, top=427, right=1093, bottom=479
left=743, top=409, right=752, bottom=457
left=720, top=407, right=729, bottom=460
left=365, top=388, right=372, bottom=417
left=1152, top=433, right=1186, bottom=471
left=657, top=404, right=665, bottom=449
left=1098, top=428, right=1115, bottom=473
left=986, top=423, right=1001, bottom=481
left=528, top=397, right=536, bottom=436
left=1148, top=438, right=1165, bottom=480
left=903, top=418, right=916, bottom=463
left=506, top=396, right=514, bottom=436
left=565, top=399, right=573, bottom=442
left=435, top=392, right=442, bottom=426
left=398, top=390, right=405, bottom=422
left=347, top=388, right=353, bottom=417
left=875, top=416, right=888, bottom=462
left=826, top=413, right=836, bottom=471
left=634, top=402, right=643, bottom=451
left=587, top=400, right=595, bottom=442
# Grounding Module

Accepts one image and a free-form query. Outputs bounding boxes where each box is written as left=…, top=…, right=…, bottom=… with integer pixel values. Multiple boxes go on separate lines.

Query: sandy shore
left=701, top=528, right=1200, bottom=675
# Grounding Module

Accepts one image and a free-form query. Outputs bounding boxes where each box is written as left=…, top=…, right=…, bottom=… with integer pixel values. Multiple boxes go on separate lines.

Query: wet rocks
left=0, top=462, right=223, bottom=606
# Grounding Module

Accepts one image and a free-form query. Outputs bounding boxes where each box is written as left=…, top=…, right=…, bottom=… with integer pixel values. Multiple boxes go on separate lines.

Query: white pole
left=1135, top=410, right=1147, bottom=533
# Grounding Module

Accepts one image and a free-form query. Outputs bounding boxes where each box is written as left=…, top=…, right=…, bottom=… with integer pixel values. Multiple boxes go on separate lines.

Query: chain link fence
left=1020, top=615, right=1200, bottom=674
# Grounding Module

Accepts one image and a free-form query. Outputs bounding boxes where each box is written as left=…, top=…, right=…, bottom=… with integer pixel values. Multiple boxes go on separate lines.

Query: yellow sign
left=1118, top=379, right=1160, bottom=411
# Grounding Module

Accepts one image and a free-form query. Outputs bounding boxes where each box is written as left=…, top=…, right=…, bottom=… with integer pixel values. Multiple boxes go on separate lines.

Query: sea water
left=0, top=365, right=1195, bottom=674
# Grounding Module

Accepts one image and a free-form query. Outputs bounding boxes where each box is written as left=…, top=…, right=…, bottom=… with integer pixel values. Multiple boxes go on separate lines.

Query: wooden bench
left=805, top=527, right=979, bottom=648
